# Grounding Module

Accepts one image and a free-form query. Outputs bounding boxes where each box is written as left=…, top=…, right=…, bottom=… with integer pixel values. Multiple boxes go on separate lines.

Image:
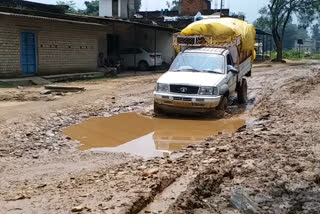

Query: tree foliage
left=231, top=12, right=246, bottom=21
left=166, top=0, right=180, bottom=11
left=83, top=1, right=99, bottom=16
left=312, top=24, right=320, bottom=40
left=134, top=0, right=141, bottom=12
left=56, top=0, right=77, bottom=13
left=254, top=12, right=310, bottom=50
left=257, top=0, right=320, bottom=61
left=57, top=0, right=140, bottom=16
left=56, top=0, right=99, bottom=16
left=283, top=23, right=309, bottom=49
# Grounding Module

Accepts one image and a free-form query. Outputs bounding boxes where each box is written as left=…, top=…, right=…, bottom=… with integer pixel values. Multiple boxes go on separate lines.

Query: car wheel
left=238, top=78, right=248, bottom=104
left=138, top=61, right=149, bottom=71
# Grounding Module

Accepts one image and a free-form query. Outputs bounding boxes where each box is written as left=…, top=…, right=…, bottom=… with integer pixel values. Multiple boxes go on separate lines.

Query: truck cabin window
left=169, top=53, right=224, bottom=74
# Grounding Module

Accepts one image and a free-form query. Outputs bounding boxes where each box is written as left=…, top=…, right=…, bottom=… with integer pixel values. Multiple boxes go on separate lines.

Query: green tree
left=254, top=8, right=270, bottom=32
left=56, top=0, right=77, bottom=13
left=57, top=0, right=100, bottom=16
left=283, top=23, right=309, bottom=49
left=312, top=24, right=320, bottom=40
left=260, top=0, right=319, bottom=61
left=83, top=0, right=99, bottom=16
left=231, top=12, right=246, bottom=21
left=166, top=0, right=180, bottom=11
left=255, top=11, right=310, bottom=51
left=134, top=0, right=141, bottom=12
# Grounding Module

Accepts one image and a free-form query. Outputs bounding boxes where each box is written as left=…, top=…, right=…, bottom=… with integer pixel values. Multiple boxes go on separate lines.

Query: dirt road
left=0, top=61, right=320, bottom=213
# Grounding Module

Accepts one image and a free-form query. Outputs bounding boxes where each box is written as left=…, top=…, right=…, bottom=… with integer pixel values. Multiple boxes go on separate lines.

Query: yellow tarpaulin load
left=181, top=18, right=256, bottom=59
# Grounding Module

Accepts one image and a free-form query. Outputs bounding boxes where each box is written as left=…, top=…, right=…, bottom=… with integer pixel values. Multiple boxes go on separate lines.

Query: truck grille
left=170, top=85, right=199, bottom=94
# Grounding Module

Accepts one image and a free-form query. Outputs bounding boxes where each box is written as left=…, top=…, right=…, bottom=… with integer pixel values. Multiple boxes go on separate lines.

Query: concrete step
left=30, top=77, right=52, bottom=85
left=42, top=72, right=105, bottom=82
left=0, top=72, right=105, bottom=87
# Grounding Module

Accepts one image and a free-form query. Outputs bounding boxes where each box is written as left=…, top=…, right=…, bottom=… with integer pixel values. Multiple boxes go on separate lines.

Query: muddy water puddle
left=64, top=113, right=245, bottom=158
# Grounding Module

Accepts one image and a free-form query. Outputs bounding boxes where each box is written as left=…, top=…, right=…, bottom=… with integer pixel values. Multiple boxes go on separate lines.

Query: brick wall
left=0, top=14, right=108, bottom=78
left=181, top=0, right=210, bottom=16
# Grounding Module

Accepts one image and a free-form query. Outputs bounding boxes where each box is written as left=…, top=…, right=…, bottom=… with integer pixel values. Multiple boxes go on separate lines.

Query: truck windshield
left=169, top=53, right=224, bottom=74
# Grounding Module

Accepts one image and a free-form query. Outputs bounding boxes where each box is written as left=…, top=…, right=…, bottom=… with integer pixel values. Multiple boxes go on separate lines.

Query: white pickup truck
left=154, top=34, right=252, bottom=115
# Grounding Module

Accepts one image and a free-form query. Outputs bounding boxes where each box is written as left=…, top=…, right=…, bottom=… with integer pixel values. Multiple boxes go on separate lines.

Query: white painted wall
left=119, top=0, right=128, bottom=18
left=99, top=0, right=112, bottom=17
left=100, top=0, right=132, bottom=18
left=117, top=24, right=175, bottom=64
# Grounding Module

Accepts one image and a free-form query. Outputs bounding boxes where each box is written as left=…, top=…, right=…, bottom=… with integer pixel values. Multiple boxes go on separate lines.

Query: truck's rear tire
left=245, top=70, right=252, bottom=77
left=238, top=78, right=248, bottom=104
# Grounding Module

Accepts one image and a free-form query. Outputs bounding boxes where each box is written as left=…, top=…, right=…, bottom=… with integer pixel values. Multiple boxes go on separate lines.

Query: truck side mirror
left=227, top=65, right=238, bottom=74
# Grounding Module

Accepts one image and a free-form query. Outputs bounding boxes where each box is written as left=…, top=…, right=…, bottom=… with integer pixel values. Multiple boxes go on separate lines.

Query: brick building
left=0, top=1, right=176, bottom=78
left=0, top=13, right=104, bottom=77
left=181, top=0, right=211, bottom=15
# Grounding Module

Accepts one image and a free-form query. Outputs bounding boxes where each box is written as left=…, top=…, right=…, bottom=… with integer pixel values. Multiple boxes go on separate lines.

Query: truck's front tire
left=238, top=78, right=248, bottom=104
left=154, top=102, right=162, bottom=116
left=217, top=96, right=228, bottom=111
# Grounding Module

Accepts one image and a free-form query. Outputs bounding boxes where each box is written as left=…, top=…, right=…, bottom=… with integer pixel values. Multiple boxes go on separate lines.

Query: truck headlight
left=157, top=83, right=170, bottom=92
left=199, top=87, right=219, bottom=95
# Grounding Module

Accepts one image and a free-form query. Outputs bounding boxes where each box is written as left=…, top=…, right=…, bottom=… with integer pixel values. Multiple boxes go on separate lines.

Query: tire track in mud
left=160, top=64, right=320, bottom=214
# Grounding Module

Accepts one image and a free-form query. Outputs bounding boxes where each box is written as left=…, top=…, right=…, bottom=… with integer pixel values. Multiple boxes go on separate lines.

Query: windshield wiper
left=172, top=68, right=201, bottom=72
left=202, top=70, right=222, bottom=74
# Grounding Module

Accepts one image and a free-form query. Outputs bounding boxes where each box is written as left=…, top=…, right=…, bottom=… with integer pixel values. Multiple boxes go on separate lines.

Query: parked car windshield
left=169, top=53, right=224, bottom=74
left=143, top=48, right=154, bottom=53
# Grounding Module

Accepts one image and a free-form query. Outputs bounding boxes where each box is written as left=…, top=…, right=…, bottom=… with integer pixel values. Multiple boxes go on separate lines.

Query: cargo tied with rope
left=173, top=18, right=257, bottom=65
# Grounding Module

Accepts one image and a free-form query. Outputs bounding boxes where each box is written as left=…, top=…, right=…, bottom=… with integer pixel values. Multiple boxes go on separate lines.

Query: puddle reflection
left=64, top=113, right=245, bottom=158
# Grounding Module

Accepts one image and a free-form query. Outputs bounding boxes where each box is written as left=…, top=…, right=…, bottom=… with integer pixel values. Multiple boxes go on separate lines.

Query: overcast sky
left=29, top=0, right=269, bottom=23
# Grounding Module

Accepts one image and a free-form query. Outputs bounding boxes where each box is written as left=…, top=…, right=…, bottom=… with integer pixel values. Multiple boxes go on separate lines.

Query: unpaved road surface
left=0, top=61, right=320, bottom=213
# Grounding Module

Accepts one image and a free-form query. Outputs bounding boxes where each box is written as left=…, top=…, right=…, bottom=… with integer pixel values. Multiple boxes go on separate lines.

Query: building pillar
left=118, top=0, right=121, bottom=17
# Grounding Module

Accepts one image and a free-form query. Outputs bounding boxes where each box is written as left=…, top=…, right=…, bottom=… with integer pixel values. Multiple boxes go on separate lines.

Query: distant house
left=0, top=1, right=177, bottom=78
left=181, top=0, right=211, bottom=16
left=99, top=0, right=135, bottom=19
left=294, top=39, right=319, bottom=53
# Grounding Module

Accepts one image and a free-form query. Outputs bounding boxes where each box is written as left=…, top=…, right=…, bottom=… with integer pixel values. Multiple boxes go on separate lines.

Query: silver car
left=120, top=48, right=163, bottom=71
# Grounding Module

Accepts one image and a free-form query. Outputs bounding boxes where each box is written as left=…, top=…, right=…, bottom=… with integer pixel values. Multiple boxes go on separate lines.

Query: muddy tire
left=138, top=61, right=149, bottom=71
left=245, top=70, right=252, bottom=77
left=154, top=102, right=162, bottom=116
left=238, top=78, right=248, bottom=104
left=213, top=96, right=227, bottom=118
left=217, top=96, right=228, bottom=111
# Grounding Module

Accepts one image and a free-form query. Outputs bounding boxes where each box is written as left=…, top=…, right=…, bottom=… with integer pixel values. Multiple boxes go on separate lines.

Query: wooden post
left=134, top=24, right=137, bottom=74
left=154, top=29, right=157, bottom=72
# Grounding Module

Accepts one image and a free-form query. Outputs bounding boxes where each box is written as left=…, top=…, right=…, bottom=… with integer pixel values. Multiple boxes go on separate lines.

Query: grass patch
left=271, top=49, right=320, bottom=61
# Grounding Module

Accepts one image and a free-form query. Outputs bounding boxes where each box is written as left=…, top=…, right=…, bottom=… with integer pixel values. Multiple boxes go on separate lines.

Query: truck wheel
left=154, top=102, right=162, bottom=116
left=245, top=70, right=252, bottom=77
left=217, top=96, right=228, bottom=111
left=238, top=78, right=248, bottom=104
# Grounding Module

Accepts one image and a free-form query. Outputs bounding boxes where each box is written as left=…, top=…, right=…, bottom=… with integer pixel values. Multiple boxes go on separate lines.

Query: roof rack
left=173, top=33, right=241, bottom=48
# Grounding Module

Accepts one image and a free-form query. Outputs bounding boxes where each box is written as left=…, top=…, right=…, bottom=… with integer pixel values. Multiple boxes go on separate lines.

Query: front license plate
left=173, top=101, right=193, bottom=107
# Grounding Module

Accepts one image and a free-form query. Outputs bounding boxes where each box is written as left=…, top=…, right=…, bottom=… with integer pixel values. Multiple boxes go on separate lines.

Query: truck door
left=226, top=54, right=237, bottom=92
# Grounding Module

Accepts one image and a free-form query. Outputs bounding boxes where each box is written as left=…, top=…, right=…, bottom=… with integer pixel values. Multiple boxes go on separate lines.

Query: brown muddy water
left=64, top=113, right=245, bottom=158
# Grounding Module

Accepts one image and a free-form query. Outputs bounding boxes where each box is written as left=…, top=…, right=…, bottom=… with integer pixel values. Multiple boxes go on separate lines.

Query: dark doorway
left=107, top=34, right=119, bottom=57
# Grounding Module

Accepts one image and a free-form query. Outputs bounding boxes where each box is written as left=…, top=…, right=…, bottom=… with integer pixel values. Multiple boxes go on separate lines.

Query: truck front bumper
left=154, top=92, right=222, bottom=110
